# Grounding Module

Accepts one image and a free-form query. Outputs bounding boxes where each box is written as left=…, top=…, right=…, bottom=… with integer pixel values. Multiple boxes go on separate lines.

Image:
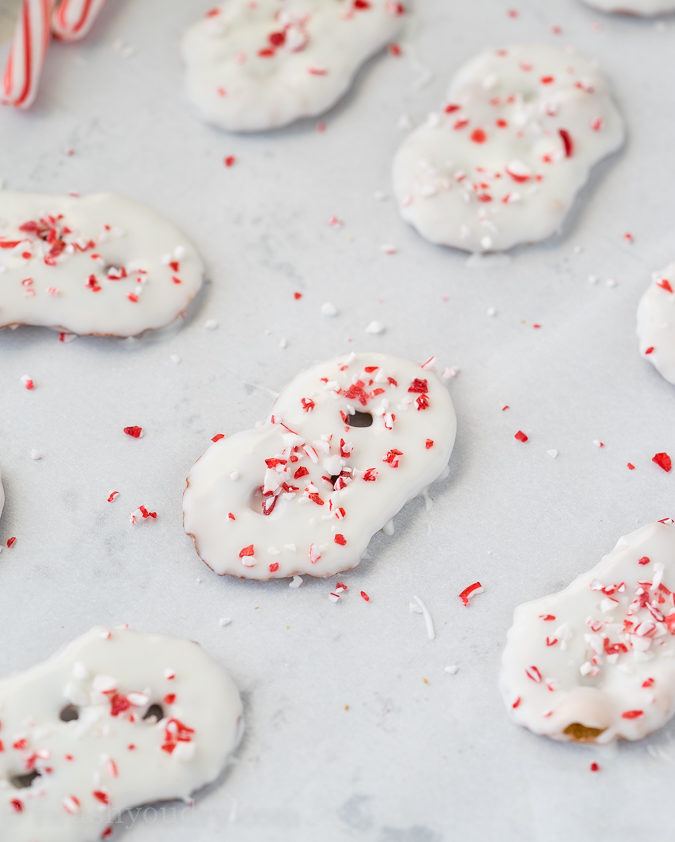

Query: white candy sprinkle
left=289, top=575, right=303, bottom=589
left=365, top=320, right=385, bottom=335
left=546, top=449, right=559, bottom=459
left=219, top=617, right=232, bottom=627
left=92, top=674, right=117, bottom=693
left=411, top=596, right=435, bottom=641
left=204, top=319, right=219, bottom=330
left=321, top=301, right=338, bottom=317
left=444, top=665, right=459, bottom=675
left=30, top=449, right=42, bottom=460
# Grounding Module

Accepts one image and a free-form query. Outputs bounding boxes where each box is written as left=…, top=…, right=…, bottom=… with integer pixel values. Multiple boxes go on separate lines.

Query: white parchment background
left=0, top=1, right=674, bottom=840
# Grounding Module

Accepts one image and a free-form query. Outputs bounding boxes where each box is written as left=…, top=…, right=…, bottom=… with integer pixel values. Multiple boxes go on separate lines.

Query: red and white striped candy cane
left=1, top=0, right=53, bottom=109
left=51, top=0, right=108, bottom=41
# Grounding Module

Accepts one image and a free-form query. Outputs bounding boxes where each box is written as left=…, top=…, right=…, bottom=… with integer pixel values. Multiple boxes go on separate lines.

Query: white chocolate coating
left=0, top=193, right=204, bottom=336
left=582, top=0, right=675, bottom=14
left=182, top=0, right=406, bottom=132
left=393, top=45, right=624, bottom=253
left=183, top=353, right=456, bottom=580
left=501, top=521, right=675, bottom=743
left=637, top=264, right=675, bottom=385
left=0, top=627, right=243, bottom=842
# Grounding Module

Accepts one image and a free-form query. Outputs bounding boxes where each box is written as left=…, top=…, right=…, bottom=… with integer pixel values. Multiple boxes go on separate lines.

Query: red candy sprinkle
left=621, top=710, right=644, bottom=719
left=360, top=590, right=370, bottom=602
left=109, top=694, right=130, bottom=717
left=459, top=581, right=483, bottom=606
left=652, top=452, right=672, bottom=473
left=408, top=378, right=428, bottom=394
left=6, top=537, right=16, bottom=548
left=239, top=544, right=255, bottom=558
left=590, top=762, right=599, bottom=773
left=425, top=439, right=434, bottom=449
left=334, top=534, right=347, bottom=546
left=123, top=426, right=143, bottom=439
left=559, top=128, right=574, bottom=157
left=657, top=279, right=673, bottom=294
left=514, top=430, right=528, bottom=443
left=211, top=434, right=225, bottom=442
left=525, top=665, right=542, bottom=683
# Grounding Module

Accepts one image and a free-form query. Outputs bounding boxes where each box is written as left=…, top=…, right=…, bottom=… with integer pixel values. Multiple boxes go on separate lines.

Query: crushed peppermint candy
left=459, top=582, right=483, bottom=606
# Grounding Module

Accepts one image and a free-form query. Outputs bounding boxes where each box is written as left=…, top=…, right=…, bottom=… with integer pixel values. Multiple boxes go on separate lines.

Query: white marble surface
left=0, top=1, right=674, bottom=840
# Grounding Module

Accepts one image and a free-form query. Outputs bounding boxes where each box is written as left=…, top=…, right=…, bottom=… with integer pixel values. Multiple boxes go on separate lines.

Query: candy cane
left=51, top=0, right=108, bottom=41
left=1, top=0, right=53, bottom=109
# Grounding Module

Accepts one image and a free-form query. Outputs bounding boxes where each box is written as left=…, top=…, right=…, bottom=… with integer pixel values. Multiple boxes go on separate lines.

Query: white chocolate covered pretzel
left=393, top=45, right=624, bottom=253
left=182, top=0, right=406, bottom=132
left=0, top=627, right=243, bottom=842
left=637, top=265, right=675, bottom=385
left=501, top=521, right=675, bottom=743
left=183, top=353, right=456, bottom=580
left=0, top=192, right=204, bottom=336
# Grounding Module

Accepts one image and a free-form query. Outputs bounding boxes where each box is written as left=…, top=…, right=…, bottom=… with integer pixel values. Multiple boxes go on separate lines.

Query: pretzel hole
left=347, top=411, right=373, bottom=428
left=59, top=704, right=80, bottom=722
left=143, top=703, right=165, bottom=723
left=563, top=723, right=606, bottom=742
left=11, top=770, right=41, bottom=789
left=104, top=263, right=127, bottom=280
